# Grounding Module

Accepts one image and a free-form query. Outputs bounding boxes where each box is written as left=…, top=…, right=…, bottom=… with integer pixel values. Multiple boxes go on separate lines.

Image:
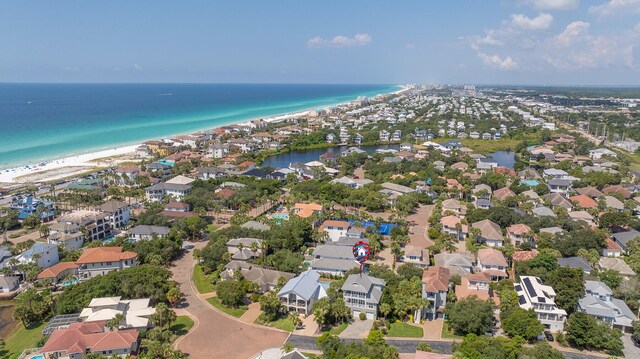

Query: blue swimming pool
left=62, top=276, right=79, bottom=286
left=521, top=179, right=540, bottom=187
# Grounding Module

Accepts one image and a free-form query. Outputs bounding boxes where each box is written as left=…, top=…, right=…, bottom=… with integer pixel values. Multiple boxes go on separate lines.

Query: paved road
left=172, top=244, right=288, bottom=359
left=286, top=334, right=605, bottom=359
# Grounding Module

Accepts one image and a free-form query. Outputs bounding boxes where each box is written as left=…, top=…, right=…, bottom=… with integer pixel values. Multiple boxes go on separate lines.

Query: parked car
left=544, top=331, right=554, bottom=341
left=632, top=335, right=640, bottom=348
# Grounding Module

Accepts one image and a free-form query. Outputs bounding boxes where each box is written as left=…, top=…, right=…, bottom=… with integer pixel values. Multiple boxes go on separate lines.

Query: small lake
left=486, top=151, right=516, bottom=169
left=261, top=144, right=400, bottom=169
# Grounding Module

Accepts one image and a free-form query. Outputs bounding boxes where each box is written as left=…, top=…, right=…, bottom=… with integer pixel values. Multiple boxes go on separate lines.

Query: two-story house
left=476, top=248, right=508, bottom=281
left=320, top=220, right=351, bottom=242
left=440, top=216, right=468, bottom=241
left=420, top=266, right=450, bottom=321
left=341, top=273, right=386, bottom=320
left=514, top=276, right=567, bottom=332
left=47, top=222, right=84, bottom=250
left=16, top=242, right=59, bottom=269
left=76, top=247, right=137, bottom=281
left=128, top=225, right=170, bottom=242
left=578, top=280, right=636, bottom=333
left=311, top=244, right=360, bottom=276
left=278, top=269, right=327, bottom=315
left=40, top=322, right=140, bottom=359
left=57, top=210, right=112, bottom=242
left=96, top=200, right=131, bottom=229
left=506, top=224, right=533, bottom=246
left=472, top=219, right=504, bottom=247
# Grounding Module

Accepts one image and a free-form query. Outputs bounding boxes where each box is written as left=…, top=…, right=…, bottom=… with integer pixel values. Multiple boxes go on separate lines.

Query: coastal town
left=2, top=85, right=640, bottom=359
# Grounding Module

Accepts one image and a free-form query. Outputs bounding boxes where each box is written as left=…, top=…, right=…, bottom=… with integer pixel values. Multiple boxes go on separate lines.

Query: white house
left=277, top=270, right=327, bottom=315
left=514, top=276, right=567, bottom=332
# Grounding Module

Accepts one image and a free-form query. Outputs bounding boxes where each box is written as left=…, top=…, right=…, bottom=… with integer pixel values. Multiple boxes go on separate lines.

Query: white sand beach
left=0, top=145, right=140, bottom=184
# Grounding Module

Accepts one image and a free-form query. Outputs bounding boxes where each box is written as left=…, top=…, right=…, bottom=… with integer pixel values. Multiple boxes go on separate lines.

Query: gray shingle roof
left=277, top=269, right=322, bottom=301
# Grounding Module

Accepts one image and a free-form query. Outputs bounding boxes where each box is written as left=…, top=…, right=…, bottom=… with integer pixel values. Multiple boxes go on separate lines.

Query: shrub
left=359, top=312, right=367, bottom=321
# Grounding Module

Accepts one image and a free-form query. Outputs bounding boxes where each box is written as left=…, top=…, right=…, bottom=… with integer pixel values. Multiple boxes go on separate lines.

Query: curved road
left=172, top=244, right=288, bottom=359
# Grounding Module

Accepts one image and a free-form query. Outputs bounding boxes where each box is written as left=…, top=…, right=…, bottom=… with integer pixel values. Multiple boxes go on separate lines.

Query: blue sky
left=1, top=0, right=639, bottom=85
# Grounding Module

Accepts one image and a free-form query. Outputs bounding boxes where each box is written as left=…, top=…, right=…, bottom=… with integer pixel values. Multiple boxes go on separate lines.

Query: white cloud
left=307, top=33, right=372, bottom=48
left=554, top=21, right=590, bottom=46
left=477, top=52, right=519, bottom=70
left=510, top=13, right=554, bottom=30
left=133, top=64, right=143, bottom=70
left=527, top=0, right=579, bottom=11
left=589, top=0, right=640, bottom=18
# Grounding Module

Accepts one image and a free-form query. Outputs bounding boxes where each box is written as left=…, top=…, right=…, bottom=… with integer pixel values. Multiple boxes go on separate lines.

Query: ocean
left=0, top=83, right=397, bottom=169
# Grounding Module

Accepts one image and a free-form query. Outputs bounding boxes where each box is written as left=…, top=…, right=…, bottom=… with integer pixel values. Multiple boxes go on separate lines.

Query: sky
left=0, top=0, right=639, bottom=85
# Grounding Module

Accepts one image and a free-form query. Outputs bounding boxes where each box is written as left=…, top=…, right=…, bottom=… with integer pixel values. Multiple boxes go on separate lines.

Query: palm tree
left=106, top=313, right=125, bottom=331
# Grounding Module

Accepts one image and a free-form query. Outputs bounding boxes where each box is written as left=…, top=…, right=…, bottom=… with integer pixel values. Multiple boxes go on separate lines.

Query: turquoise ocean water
left=0, top=83, right=397, bottom=169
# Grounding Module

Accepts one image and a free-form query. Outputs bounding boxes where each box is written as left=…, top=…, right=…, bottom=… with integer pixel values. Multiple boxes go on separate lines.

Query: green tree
left=215, top=280, right=246, bottom=307
left=520, top=341, right=564, bottom=359
left=364, top=329, right=386, bottom=346
left=445, top=297, right=493, bottom=335
left=501, top=308, right=544, bottom=342
left=151, top=303, right=177, bottom=329
left=258, top=292, right=282, bottom=322
left=565, top=312, right=623, bottom=355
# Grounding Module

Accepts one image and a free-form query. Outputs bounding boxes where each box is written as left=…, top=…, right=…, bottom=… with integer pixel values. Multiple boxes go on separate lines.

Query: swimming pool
left=62, top=276, right=79, bottom=286
left=521, top=179, right=540, bottom=187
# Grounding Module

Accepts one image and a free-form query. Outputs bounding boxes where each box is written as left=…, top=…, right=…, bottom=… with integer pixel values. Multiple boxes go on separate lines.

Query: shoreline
left=0, top=85, right=406, bottom=184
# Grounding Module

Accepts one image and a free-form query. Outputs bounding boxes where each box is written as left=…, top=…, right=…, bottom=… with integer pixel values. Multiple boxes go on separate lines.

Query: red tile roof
left=37, top=262, right=78, bottom=280
left=422, top=266, right=450, bottom=292
left=76, top=247, right=137, bottom=264
left=507, top=224, right=532, bottom=235
left=512, top=250, right=539, bottom=262
left=569, top=194, right=598, bottom=208
left=41, top=321, right=138, bottom=355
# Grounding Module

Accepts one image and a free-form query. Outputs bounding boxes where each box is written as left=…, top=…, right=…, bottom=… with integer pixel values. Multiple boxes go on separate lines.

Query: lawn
left=206, top=224, right=219, bottom=232
left=193, top=264, right=215, bottom=294
left=206, top=297, right=247, bottom=318
left=321, top=322, right=348, bottom=335
left=441, top=320, right=463, bottom=339
left=170, top=315, right=195, bottom=336
left=255, top=316, right=294, bottom=332
left=387, top=321, right=423, bottom=338
left=1, top=321, right=47, bottom=358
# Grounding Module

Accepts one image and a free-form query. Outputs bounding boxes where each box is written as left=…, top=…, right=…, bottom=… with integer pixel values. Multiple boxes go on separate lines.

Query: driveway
left=339, top=319, right=373, bottom=339
left=408, top=205, right=434, bottom=248
left=422, top=319, right=443, bottom=340
left=622, top=334, right=640, bottom=358
left=172, top=244, right=288, bottom=359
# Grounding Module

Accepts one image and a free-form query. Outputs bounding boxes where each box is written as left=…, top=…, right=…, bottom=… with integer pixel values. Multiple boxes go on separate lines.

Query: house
left=114, top=166, right=140, bottom=186
left=569, top=195, right=598, bottom=209
left=402, top=246, right=429, bottom=267
left=16, top=242, right=59, bottom=269
left=226, top=238, right=262, bottom=261
left=575, top=186, right=605, bottom=199
left=603, top=238, right=624, bottom=257
left=9, top=196, right=56, bottom=221
left=76, top=247, right=138, bottom=280
left=57, top=210, right=112, bottom=242
left=145, top=181, right=192, bottom=202
left=441, top=199, right=463, bottom=216
left=602, top=185, right=632, bottom=199
left=532, top=206, right=556, bottom=218
left=47, top=222, right=85, bottom=250
left=472, top=219, right=504, bottom=247
left=506, top=224, right=533, bottom=246
left=241, top=220, right=271, bottom=232
left=96, top=200, right=131, bottom=229
left=433, top=253, right=473, bottom=277
left=331, top=176, right=374, bottom=189
left=221, top=263, right=294, bottom=293
left=542, top=169, right=569, bottom=179
left=598, top=257, right=636, bottom=277
left=476, top=248, right=508, bottom=281
left=278, top=269, right=327, bottom=315
left=557, top=257, right=593, bottom=274
left=455, top=272, right=497, bottom=304
left=472, top=184, right=492, bottom=201
left=320, top=220, right=351, bottom=242
left=37, top=262, right=79, bottom=284
left=611, top=230, right=640, bottom=253
left=207, top=142, right=230, bottom=158
left=379, top=130, right=390, bottom=142
left=493, top=187, right=516, bottom=202
left=589, top=148, right=617, bottom=160
left=545, top=193, right=573, bottom=210
left=311, top=244, right=360, bottom=276
left=514, top=276, right=567, bottom=332
left=79, top=296, right=156, bottom=330
left=578, top=280, right=636, bottom=333
left=547, top=178, right=573, bottom=194
left=440, top=215, right=468, bottom=241
left=127, top=225, right=170, bottom=242
left=604, top=196, right=625, bottom=211
left=341, top=273, right=386, bottom=320
left=0, top=276, right=19, bottom=293
left=380, top=182, right=415, bottom=196
left=568, top=211, right=596, bottom=227
left=420, top=267, right=450, bottom=320
left=293, top=203, right=323, bottom=219
left=40, top=321, right=140, bottom=359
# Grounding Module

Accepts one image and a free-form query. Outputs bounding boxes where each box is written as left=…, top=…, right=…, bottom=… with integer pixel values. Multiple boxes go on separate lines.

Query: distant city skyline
left=1, top=0, right=639, bottom=85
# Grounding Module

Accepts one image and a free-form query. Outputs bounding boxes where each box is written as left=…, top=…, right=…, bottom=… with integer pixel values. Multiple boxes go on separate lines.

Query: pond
left=486, top=151, right=516, bottom=169
left=260, top=144, right=400, bottom=169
